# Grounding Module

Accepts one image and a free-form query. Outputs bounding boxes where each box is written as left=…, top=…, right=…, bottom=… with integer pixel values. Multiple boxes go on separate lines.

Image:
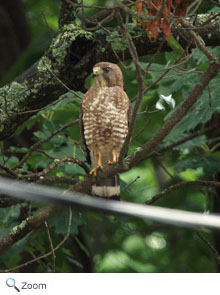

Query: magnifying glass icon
left=6, top=278, right=20, bottom=292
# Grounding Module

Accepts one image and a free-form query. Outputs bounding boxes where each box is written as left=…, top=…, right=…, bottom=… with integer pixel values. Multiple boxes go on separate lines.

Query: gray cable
left=0, top=177, right=219, bottom=229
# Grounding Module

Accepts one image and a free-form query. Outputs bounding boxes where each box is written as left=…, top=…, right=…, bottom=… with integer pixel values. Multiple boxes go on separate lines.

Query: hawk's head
left=92, top=62, right=123, bottom=88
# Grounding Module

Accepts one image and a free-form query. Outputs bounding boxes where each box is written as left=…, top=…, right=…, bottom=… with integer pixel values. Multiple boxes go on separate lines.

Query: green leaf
left=173, top=156, right=220, bottom=174
left=49, top=209, right=85, bottom=235
left=164, top=74, right=220, bottom=145
left=173, top=135, right=207, bottom=152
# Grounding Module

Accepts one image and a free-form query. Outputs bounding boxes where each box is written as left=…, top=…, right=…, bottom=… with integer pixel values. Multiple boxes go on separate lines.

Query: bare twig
left=117, top=1, right=165, bottom=22
left=65, top=0, right=107, bottom=10
left=45, top=221, right=56, bottom=272
left=36, top=176, right=77, bottom=186
left=36, top=149, right=57, bottom=160
left=187, top=0, right=203, bottom=16
left=121, top=176, right=140, bottom=192
left=146, top=180, right=220, bottom=205
left=194, top=229, right=220, bottom=268
left=132, top=118, right=151, bottom=141
left=131, top=66, right=171, bottom=103
left=82, top=11, right=115, bottom=31
left=116, top=11, right=145, bottom=163
left=42, top=60, right=83, bottom=99
left=67, top=0, right=165, bottom=30
left=207, top=0, right=220, bottom=8
left=200, top=11, right=220, bottom=27
left=41, top=11, right=53, bottom=39
left=11, top=90, right=80, bottom=116
left=19, top=156, right=89, bottom=179
left=182, top=20, right=216, bottom=61
left=0, top=164, right=17, bottom=178
left=66, top=0, right=114, bottom=29
left=14, top=119, right=79, bottom=170
left=145, top=40, right=166, bottom=73
left=155, top=159, right=176, bottom=180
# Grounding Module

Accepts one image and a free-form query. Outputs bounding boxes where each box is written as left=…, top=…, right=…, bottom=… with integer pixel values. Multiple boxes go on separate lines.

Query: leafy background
left=0, top=0, right=220, bottom=272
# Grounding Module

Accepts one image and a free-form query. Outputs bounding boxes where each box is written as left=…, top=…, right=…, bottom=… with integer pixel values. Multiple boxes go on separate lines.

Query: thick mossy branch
left=0, top=17, right=220, bottom=140
left=0, top=206, right=60, bottom=255
left=0, top=24, right=94, bottom=140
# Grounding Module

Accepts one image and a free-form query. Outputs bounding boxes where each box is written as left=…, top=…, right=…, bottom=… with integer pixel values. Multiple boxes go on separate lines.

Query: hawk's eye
left=103, top=67, right=110, bottom=73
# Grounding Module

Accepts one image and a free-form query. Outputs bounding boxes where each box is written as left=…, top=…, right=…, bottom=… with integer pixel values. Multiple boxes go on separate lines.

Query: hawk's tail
left=92, top=175, right=120, bottom=200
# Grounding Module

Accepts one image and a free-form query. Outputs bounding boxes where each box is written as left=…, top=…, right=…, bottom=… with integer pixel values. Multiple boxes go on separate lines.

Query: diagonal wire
left=0, top=177, right=220, bottom=230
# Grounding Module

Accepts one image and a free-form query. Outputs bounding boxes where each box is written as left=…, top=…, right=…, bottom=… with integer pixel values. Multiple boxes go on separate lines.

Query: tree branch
left=59, top=0, right=78, bottom=29
left=194, top=229, right=220, bottom=268
left=0, top=206, right=60, bottom=255
left=146, top=181, right=220, bottom=205
left=14, top=119, right=79, bottom=169
left=116, top=11, right=145, bottom=163
left=0, top=196, right=24, bottom=208
left=19, top=156, right=89, bottom=180
left=44, top=221, right=56, bottom=272
left=181, top=20, right=216, bottom=61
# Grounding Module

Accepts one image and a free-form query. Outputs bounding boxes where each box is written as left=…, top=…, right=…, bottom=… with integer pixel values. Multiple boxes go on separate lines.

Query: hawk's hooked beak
left=92, top=67, right=102, bottom=77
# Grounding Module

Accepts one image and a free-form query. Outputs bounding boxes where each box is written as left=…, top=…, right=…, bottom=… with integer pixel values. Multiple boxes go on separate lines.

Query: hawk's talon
left=89, top=164, right=103, bottom=176
left=107, top=160, right=115, bottom=165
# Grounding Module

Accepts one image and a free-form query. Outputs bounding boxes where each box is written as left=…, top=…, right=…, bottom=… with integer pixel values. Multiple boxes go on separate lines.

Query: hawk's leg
left=107, top=148, right=118, bottom=165
left=89, top=152, right=103, bottom=176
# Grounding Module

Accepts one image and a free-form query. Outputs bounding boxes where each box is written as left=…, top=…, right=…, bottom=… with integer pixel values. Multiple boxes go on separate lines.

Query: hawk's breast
left=83, top=86, right=128, bottom=149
